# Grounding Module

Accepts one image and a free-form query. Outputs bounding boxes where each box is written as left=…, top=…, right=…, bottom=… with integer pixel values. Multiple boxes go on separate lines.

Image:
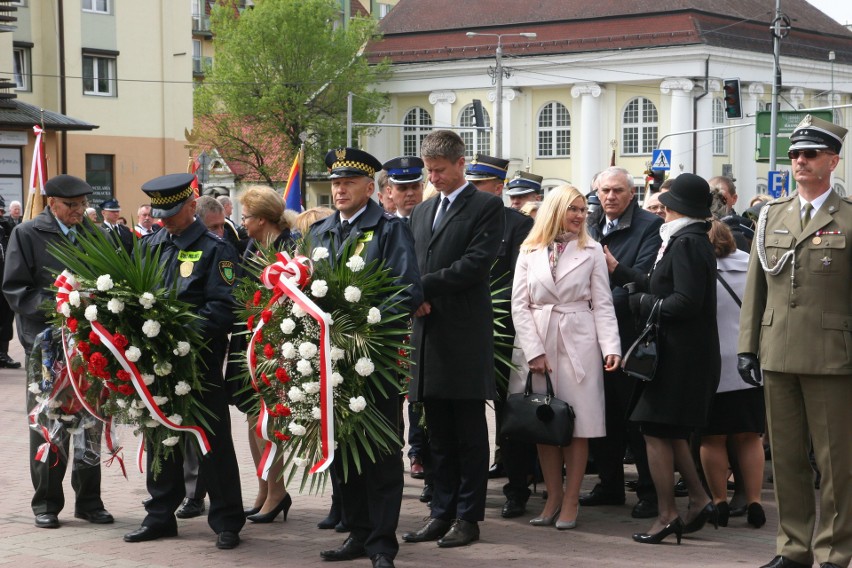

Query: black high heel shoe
left=746, top=502, right=766, bottom=528
left=716, top=501, right=730, bottom=527
left=632, top=517, right=684, bottom=545
left=244, top=506, right=261, bottom=517
left=246, top=493, right=292, bottom=523
left=683, top=502, right=719, bottom=534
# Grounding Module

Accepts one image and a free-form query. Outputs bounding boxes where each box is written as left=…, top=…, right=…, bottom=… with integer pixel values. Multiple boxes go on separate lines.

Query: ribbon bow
left=54, top=270, right=79, bottom=314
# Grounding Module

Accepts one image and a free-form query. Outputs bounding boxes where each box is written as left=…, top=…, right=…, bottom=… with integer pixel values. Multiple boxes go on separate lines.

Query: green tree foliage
left=194, top=0, right=389, bottom=183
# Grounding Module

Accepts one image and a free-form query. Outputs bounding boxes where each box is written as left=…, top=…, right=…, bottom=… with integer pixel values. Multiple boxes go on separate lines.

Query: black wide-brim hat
left=45, top=175, right=94, bottom=198
left=658, top=173, right=712, bottom=219
left=141, top=173, right=196, bottom=218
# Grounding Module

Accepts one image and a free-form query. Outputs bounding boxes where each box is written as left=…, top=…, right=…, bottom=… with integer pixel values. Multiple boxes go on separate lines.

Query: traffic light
left=723, top=79, right=742, bottom=119
left=645, top=169, right=665, bottom=193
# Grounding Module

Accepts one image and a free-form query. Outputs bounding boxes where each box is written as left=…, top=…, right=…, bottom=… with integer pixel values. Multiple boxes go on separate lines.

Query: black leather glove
left=737, top=353, right=762, bottom=387
left=628, top=291, right=650, bottom=318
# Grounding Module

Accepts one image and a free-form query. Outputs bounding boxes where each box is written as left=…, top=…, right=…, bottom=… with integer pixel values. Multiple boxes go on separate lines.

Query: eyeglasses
left=787, top=149, right=834, bottom=160
left=567, top=205, right=588, bottom=215
left=58, top=199, right=89, bottom=211
left=241, top=215, right=255, bottom=222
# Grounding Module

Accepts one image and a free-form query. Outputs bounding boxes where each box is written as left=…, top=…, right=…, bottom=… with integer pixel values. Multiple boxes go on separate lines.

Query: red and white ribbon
left=28, top=125, right=46, bottom=196
left=54, top=270, right=78, bottom=314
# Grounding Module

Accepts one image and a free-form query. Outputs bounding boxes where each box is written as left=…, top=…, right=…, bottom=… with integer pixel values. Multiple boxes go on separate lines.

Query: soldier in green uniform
left=738, top=115, right=851, bottom=568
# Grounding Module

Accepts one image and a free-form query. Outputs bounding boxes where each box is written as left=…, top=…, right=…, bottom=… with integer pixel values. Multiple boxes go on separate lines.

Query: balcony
left=191, top=14, right=211, bottom=36
left=192, top=56, right=213, bottom=76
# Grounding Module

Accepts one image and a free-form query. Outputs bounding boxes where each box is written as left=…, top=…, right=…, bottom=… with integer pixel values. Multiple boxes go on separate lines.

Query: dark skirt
left=638, top=421, right=692, bottom=440
left=701, top=387, right=766, bottom=436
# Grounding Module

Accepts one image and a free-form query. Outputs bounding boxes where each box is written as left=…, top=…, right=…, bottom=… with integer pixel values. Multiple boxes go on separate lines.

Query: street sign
left=767, top=170, right=790, bottom=198
left=755, top=110, right=834, bottom=162
left=651, top=149, right=671, bottom=171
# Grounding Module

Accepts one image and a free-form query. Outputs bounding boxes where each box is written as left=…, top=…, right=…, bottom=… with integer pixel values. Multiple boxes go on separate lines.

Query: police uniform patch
left=219, top=260, right=235, bottom=285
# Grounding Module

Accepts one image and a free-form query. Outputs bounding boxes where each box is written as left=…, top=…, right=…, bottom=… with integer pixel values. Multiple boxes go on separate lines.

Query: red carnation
left=263, top=343, right=275, bottom=359
left=67, top=318, right=78, bottom=333
left=104, top=381, right=118, bottom=392
left=77, top=341, right=91, bottom=356
left=116, top=384, right=135, bottom=396
left=261, top=309, right=272, bottom=324
left=261, top=372, right=272, bottom=387
left=247, top=315, right=255, bottom=331
left=275, top=367, right=290, bottom=383
left=278, top=405, right=292, bottom=417
left=88, top=331, right=101, bottom=345
left=87, top=352, right=109, bottom=376
left=112, top=333, right=129, bottom=350
left=116, top=370, right=131, bottom=382
left=253, top=290, right=263, bottom=306
left=273, top=431, right=291, bottom=441
left=256, top=328, right=264, bottom=342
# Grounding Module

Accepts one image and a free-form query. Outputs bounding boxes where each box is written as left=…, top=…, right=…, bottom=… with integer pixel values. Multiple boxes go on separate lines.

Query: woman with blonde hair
left=510, top=184, right=621, bottom=530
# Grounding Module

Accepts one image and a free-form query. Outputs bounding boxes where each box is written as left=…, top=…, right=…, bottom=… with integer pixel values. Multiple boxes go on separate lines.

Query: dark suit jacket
left=408, top=185, right=505, bottom=401
left=102, top=222, right=134, bottom=254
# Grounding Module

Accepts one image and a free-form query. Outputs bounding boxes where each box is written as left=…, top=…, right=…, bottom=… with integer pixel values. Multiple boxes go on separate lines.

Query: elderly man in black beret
left=3, top=174, right=113, bottom=529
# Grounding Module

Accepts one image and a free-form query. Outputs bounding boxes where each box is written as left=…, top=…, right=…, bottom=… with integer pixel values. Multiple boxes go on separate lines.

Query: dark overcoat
left=612, top=222, right=720, bottom=427
left=407, top=185, right=504, bottom=401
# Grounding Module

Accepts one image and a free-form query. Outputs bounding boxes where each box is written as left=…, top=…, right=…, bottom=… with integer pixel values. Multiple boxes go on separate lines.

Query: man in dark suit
left=464, top=155, right=535, bottom=518
left=0, top=196, right=20, bottom=369
left=100, top=199, right=133, bottom=254
left=312, top=148, right=422, bottom=568
left=402, top=130, right=504, bottom=549
left=581, top=166, right=663, bottom=519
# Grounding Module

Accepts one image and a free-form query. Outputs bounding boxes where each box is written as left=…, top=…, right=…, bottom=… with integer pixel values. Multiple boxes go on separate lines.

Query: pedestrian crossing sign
left=651, top=149, right=671, bottom=171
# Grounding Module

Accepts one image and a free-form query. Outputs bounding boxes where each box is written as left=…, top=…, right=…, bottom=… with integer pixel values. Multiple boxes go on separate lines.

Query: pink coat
left=509, top=239, right=621, bottom=438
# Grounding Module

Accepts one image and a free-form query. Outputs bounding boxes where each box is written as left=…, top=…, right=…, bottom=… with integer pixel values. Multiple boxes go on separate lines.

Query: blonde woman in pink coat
left=510, top=184, right=621, bottom=530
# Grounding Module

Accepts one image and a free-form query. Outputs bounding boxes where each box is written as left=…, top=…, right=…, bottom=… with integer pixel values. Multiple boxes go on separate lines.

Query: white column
left=488, top=87, right=517, bottom=159
left=660, top=78, right=695, bottom=176
left=570, top=82, right=603, bottom=190
left=428, top=90, right=456, bottom=129
left=694, top=80, right=718, bottom=180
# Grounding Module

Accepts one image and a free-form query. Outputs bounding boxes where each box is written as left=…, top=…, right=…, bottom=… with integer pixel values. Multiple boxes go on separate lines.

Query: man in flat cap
left=123, top=173, right=244, bottom=550
left=506, top=171, right=544, bottom=211
left=100, top=198, right=133, bottom=254
left=311, top=148, right=422, bottom=568
left=3, top=174, right=113, bottom=529
left=464, top=155, right=536, bottom=519
left=739, top=115, right=852, bottom=568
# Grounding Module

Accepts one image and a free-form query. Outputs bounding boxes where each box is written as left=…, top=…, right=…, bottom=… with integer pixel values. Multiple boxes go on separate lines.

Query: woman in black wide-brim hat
left=603, top=173, right=721, bottom=545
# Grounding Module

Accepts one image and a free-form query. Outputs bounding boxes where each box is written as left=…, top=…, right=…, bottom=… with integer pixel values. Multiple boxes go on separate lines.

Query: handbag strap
left=646, top=298, right=662, bottom=327
left=525, top=370, right=556, bottom=398
left=716, top=272, right=741, bottom=307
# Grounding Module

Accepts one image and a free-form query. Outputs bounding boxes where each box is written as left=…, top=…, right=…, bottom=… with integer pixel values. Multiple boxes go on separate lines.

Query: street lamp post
left=829, top=50, right=836, bottom=111
left=466, top=31, right=536, bottom=159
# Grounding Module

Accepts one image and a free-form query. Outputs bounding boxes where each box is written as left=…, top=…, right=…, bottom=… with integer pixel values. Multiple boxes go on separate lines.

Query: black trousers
left=588, top=369, right=656, bottom=501
left=338, top=388, right=403, bottom=558
left=424, top=398, right=489, bottom=522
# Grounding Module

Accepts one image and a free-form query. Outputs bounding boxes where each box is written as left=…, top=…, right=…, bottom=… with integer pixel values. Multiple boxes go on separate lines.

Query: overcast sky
left=805, top=0, right=852, bottom=26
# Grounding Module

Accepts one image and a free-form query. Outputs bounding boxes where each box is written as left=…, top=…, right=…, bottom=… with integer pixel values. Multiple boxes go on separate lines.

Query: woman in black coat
left=604, top=174, right=721, bottom=545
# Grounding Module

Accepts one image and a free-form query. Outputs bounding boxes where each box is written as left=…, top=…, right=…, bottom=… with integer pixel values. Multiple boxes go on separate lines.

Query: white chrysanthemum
left=344, top=286, right=361, bottom=303
left=154, top=362, right=173, bottom=376
left=296, top=359, right=313, bottom=376
left=173, top=341, right=191, bottom=356
left=303, top=381, right=320, bottom=395
left=310, top=280, right=328, bottom=298
left=291, top=303, right=307, bottom=318
left=294, top=457, right=308, bottom=468
left=28, top=382, right=41, bottom=394
left=367, top=307, right=381, bottom=324
left=141, top=374, right=155, bottom=386
left=107, top=298, right=125, bottom=314
left=142, top=319, right=161, bottom=338
left=298, top=342, right=318, bottom=359
left=174, top=381, right=191, bottom=396
left=288, top=422, right=307, bottom=436
left=60, top=303, right=71, bottom=317
left=131, top=399, right=145, bottom=409
left=96, top=274, right=114, bottom=291
left=125, top=346, right=142, bottom=362
left=330, top=372, right=344, bottom=387
left=348, top=396, right=367, bottom=413
left=311, top=407, right=322, bottom=419
left=330, top=347, right=345, bottom=361
left=311, top=247, right=330, bottom=261
left=152, top=395, right=169, bottom=406
left=288, top=386, right=305, bottom=403
left=68, top=290, right=81, bottom=307
left=167, top=413, right=183, bottom=426
left=162, top=436, right=180, bottom=447
left=115, top=399, right=128, bottom=409
left=84, top=305, right=98, bottom=322
left=60, top=414, right=75, bottom=422
left=281, top=342, right=297, bottom=359
left=354, top=357, right=375, bottom=376
left=139, top=292, right=156, bottom=309
left=346, top=255, right=365, bottom=272
left=127, top=407, right=142, bottom=418
left=145, top=419, right=159, bottom=428
left=279, top=318, right=296, bottom=334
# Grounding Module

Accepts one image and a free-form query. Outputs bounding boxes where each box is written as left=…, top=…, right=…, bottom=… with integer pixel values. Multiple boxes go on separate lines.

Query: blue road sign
left=767, top=170, right=789, bottom=198
left=651, top=149, right=672, bottom=171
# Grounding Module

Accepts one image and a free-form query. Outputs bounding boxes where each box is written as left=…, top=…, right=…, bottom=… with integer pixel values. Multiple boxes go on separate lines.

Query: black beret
left=45, top=175, right=94, bottom=198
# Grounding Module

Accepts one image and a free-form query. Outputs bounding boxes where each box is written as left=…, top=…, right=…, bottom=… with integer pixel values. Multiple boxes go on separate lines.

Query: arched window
left=402, top=107, right=432, bottom=157
left=713, top=98, right=727, bottom=155
left=622, top=97, right=658, bottom=155
left=537, top=102, right=571, bottom=157
left=458, top=104, right=490, bottom=157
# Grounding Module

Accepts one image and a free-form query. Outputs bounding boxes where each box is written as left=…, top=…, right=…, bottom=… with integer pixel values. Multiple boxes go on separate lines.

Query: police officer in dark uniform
left=311, top=148, right=423, bottom=568
left=506, top=171, right=544, bottom=211
left=100, top=198, right=134, bottom=254
left=123, top=174, right=245, bottom=550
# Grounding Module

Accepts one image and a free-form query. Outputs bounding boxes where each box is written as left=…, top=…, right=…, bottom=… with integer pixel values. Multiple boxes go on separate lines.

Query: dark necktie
left=604, top=220, right=616, bottom=236
left=801, top=203, right=813, bottom=231
left=340, top=220, right=352, bottom=240
left=67, top=228, right=77, bottom=244
left=433, top=197, right=449, bottom=231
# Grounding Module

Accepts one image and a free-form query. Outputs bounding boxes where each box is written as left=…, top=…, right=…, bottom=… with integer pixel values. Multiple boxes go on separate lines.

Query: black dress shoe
left=759, top=556, right=812, bottom=568
left=244, top=506, right=261, bottom=516
left=747, top=502, right=766, bottom=528
left=74, top=509, right=114, bottom=524
left=419, top=484, right=433, bottom=504
left=437, top=519, right=480, bottom=548
left=674, top=478, right=688, bottom=497
left=334, top=521, right=349, bottom=532
left=320, top=536, right=367, bottom=561
left=318, top=500, right=341, bottom=529
left=578, top=490, right=625, bottom=506
left=175, top=497, right=206, bottom=519
left=632, top=517, right=684, bottom=545
left=216, top=531, right=240, bottom=550
left=123, top=524, right=178, bottom=542
left=683, top=502, right=719, bottom=534
left=141, top=496, right=152, bottom=506
left=631, top=499, right=658, bottom=519
left=0, top=353, right=21, bottom=368
left=716, top=501, right=730, bottom=527
left=34, top=513, right=59, bottom=528
left=820, top=563, right=843, bottom=568
left=487, top=462, right=506, bottom=479
left=402, top=517, right=451, bottom=543
left=371, top=553, right=395, bottom=568
left=409, top=456, right=425, bottom=479
left=501, top=498, right=527, bottom=518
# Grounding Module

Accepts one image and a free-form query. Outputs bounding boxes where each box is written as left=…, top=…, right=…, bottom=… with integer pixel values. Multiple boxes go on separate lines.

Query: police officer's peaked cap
left=383, top=156, right=424, bottom=184
left=506, top=171, right=544, bottom=196
left=141, top=173, right=196, bottom=219
left=465, top=154, right=509, bottom=182
left=325, top=148, right=383, bottom=179
left=789, top=114, right=848, bottom=154
left=45, top=175, right=94, bottom=198
left=100, top=198, right=121, bottom=211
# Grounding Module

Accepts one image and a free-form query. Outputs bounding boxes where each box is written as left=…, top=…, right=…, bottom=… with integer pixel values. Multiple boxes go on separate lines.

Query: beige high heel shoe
left=529, top=508, right=561, bottom=526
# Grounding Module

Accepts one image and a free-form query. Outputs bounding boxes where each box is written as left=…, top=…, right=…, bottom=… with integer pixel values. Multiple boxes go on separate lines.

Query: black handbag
left=622, top=298, right=662, bottom=382
left=501, top=370, right=575, bottom=446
